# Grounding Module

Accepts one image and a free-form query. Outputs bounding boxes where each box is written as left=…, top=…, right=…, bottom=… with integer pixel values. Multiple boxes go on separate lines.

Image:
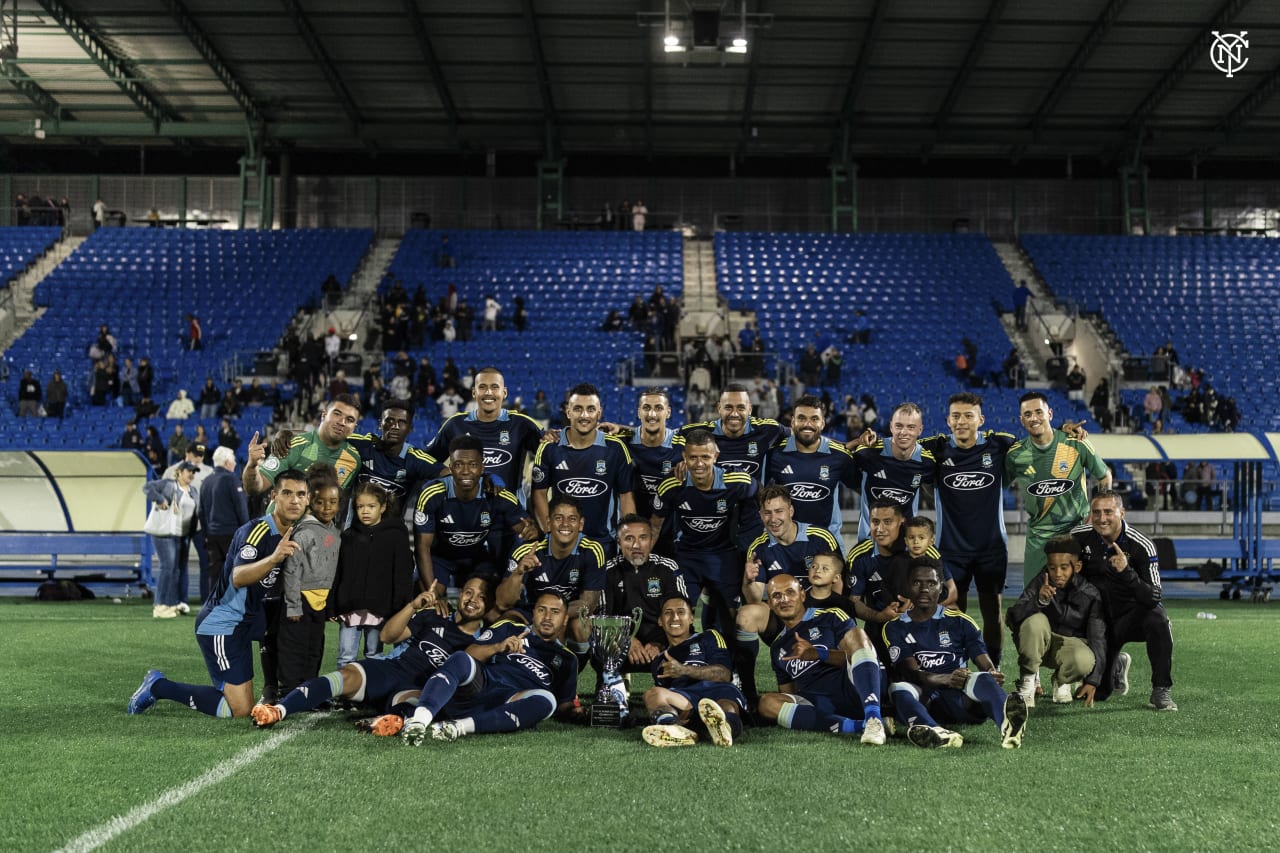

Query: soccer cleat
left=1052, top=682, right=1074, bottom=704
left=369, top=714, right=405, bottom=737
left=251, top=703, right=284, bottom=728
left=401, top=719, right=429, bottom=746
left=907, top=724, right=964, bottom=749
left=641, top=724, right=698, bottom=747
left=1016, top=674, right=1037, bottom=709
left=430, top=721, right=462, bottom=742
left=1148, top=687, right=1178, bottom=712
left=353, top=717, right=380, bottom=733
left=697, top=698, right=734, bottom=748
left=1113, top=652, right=1132, bottom=696
left=175, top=601, right=191, bottom=615
left=860, top=716, right=887, bottom=746
left=1001, top=694, right=1029, bottom=749
left=127, top=669, right=164, bottom=715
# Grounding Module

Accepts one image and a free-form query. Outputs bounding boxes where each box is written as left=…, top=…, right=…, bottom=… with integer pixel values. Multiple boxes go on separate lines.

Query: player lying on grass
left=756, top=574, right=889, bottom=745
left=400, top=591, right=580, bottom=744
left=641, top=595, right=746, bottom=748
left=250, top=577, right=491, bottom=730
left=884, top=561, right=1029, bottom=749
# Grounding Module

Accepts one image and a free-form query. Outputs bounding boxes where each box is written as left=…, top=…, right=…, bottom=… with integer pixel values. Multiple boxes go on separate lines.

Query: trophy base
left=588, top=703, right=628, bottom=727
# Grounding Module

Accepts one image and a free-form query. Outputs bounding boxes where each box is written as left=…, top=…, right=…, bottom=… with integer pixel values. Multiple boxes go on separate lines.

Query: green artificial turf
left=2, top=597, right=1277, bottom=852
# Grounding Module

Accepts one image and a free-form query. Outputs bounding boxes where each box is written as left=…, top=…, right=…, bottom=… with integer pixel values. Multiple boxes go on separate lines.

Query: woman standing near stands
left=143, top=462, right=201, bottom=618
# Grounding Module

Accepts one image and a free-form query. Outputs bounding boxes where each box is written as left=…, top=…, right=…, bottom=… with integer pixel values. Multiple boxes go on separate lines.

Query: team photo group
left=127, top=366, right=1176, bottom=752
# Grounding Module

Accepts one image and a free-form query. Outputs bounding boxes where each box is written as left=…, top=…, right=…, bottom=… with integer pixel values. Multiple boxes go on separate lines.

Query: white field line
left=55, top=713, right=325, bottom=853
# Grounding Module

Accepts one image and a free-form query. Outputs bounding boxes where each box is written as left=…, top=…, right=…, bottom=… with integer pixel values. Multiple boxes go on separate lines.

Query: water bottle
left=1195, top=611, right=1217, bottom=620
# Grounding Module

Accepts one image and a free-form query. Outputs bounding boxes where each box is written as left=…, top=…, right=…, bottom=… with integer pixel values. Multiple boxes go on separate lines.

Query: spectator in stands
left=136, top=357, right=154, bottom=400
left=513, top=295, right=529, bottom=332
left=1144, top=461, right=1176, bottom=510
left=89, top=359, right=110, bottom=406
left=91, top=325, right=116, bottom=360
left=197, top=378, right=220, bottom=419
left=120, top=419, right=145, bottom=451
left=217, top=387, right=241, bottom=419
left=851, top=309, right=871, bottom=344
left=1196, top=462, right=1218, bottom=511
left=1155, top=340, right=1180, bottom=366
left=328, top=370, right=350, bottom=401
left=483, top=294, right=502, bottom=332
left=17, top=369, right=41, bottom=417
left=843, top=396, right=864, bottom=440
left=45, top=370, right=67, bottom=419
left=166, top=389, right=195, bottom=420
left=168, top=424, right=191, bottom=465
left=1142, top=386, right=1162, bottom=424
left=1003, top=348, right=1026, bottom=389
left=186, top=314, right=203, bottom=351
left=1220, top=396, right=1240, bottom=432
left=218, top=418, right=241, bottom=454
left=92, top=197, right=106, bottom=231
left=1066, top=363, right=1087, bottom=401
left=530, top=389, right=553, bottom=427
left=629, top=296, right=649, bottom=330
left=859, top=394, right=879, bottom=433
left=118, top=357, right=138, bottom=407
left=142, top=462, right=201, bottom=618
left=192, top=426, right=213, bottom=461
left=201, top=446, right=249, bottom=604
left=58, top=196, right=70, bottom=233
left=437, top=234, right=455, bottom=268
left=1012, top=280, right=1032, bottom=331
left=104, top=356, right=121, bottom=405
left=602, top=308, right=625, bottom=332
left=1089, top=377, right=1110, bottom=423
left=632, top=200, right=648, bottom=232
left=437, top=384, right=464, bottom=419
left=324, top=327, right=342, bottom=373
left=441, top=357, right=459, bottom=389
left=141, top=425, right=163, bottom=470
left=135, top=396, right=160, bottom=423
left=456, top=299, right=475, bottom=341
left=14, top=192, right=28, bottom=225
left=798, top=343, right=822, bottom=386
left=823, top=344, right=843, bottom=386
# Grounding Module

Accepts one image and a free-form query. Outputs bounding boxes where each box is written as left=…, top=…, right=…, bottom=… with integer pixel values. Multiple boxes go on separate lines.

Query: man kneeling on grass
left=884, top=560, right=1028, bottom=749
left=641, top=595, right=746, bottom=748
left=250, top=578, right=491, bottom=732
left=400, top=592, right=579, bottom=744
left=128, top=470, right=309, bottom=719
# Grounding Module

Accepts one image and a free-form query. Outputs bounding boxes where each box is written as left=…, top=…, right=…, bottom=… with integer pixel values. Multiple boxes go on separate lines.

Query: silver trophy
left=583, top=606, right=642, bottom=727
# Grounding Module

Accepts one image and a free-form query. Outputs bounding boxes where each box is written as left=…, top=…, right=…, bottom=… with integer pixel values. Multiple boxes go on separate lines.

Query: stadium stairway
left=0, top=233, right=82, bottom=353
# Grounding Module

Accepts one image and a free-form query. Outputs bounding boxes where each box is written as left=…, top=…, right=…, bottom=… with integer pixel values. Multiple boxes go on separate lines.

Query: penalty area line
left=55, top=713, right=326, bottom=853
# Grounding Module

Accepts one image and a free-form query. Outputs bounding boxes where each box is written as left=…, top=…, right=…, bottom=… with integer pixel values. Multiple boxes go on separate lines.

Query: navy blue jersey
left=629, top=429, right=685, bottom=519
left=425, top=409, right=545, bottom=498
left=196, top=515, right=283, bottom=637
left=849, top=442, right=936, bottom=538
left=882, top=606, right=988, bottom=676
left=770, top=607, right=857, bottom=695
left=920, top=431, right=1014, bottom=555
left=413, top=476, right=529, bottom=563
left=652, top=466, right=757, bottom=552
left=651, top=629, right=732, bottom=689
left=679, top=417, right=788, bottom=480
left=475, top=620, right=579, bottom=704
left=507, top=534, right=607, bottom=604
left=391, top=610, right=483, bottom=673
left=347, top=434, right=442, bottom=505
left=531, top=431, right=635, bottom=543
left=845, top=539, right=947, bottom=612
left=767, top=436, right=859, bottom=543
left=746, top=522, right=842, bottom=588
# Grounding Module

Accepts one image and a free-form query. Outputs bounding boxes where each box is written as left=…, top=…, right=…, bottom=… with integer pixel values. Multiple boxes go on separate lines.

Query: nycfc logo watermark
left=1210, top=31, right=1248, bottom=78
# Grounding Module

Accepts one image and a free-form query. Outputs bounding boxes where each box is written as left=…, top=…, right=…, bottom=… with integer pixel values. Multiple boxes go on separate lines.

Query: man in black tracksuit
left=602, top=514, right=689, bottom=672
left=1072, top=490, right=1176, bottom=711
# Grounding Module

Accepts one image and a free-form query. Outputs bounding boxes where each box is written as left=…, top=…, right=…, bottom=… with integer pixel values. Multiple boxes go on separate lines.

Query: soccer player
left=641, top=596, right=746, bottom=748
left=1006, top=391, right=1111, bottom=583
left=531, top=382, right=636, bottom=557
left=741, top=486, right=842, bottom=610
left=128, top=469, right=310, bottom=719
left=849, top=402, right=935, bottom=539
left=627, top=389, right=686, bottom=521
left=766, top=395, right=858, bottom=544
left=424, top=367, right=545, bottom=500
left=347, top=400, right=442, bottom=508
left=884, top=562, right=1029, bottom=749
left=243, top=395, right=362, bottom=498
left=249, top=578, right=491, bottom=730
left=414, top=435, right=539, bottom=593
left=756, top=574, right=888, bottom=745
left=499, top=495, right=606, bottom=655
left=400, top=592, right=579, bottom=744
left=1071, top=491, right=1175, bottom=711
left=603, top=514, right=689, bottom=669
left=1007, top=536, right=1106, bottom=708
left=902, top=517, right=957, bottom=607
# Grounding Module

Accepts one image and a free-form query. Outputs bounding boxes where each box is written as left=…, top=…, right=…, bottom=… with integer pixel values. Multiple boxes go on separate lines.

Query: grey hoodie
left=282, top=513, right=341, bottom=618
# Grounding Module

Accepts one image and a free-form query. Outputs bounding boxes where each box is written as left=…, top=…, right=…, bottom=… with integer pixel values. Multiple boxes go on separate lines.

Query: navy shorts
left=671, top=679, right=747, bottom=711
left=674, top=547, right=743, bottom=609
left=945, top=547, right=1009, bottom=596
left=197, top=625, right=256, bottom=689
left=923, top=687, right=990, bottom=725
left=351, top=656, right=429, bottom=705
left=795, top=678, right=865, bottom=720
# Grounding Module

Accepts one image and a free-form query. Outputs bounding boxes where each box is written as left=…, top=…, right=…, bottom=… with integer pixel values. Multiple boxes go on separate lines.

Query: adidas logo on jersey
left=556, top=460, right=570, bottom=470
left=433, top=627, right=445, bottom=637
left=779, top=465, right=794, bottom=475
left=441, top=514, right=454, bottom=524
left=874, top=469, right=887, bottom=479
left=535, top=572, right=549, bottom=583
left=942, top=458, right=955, bottom=467
left=679, top=502, right=692, bottom=511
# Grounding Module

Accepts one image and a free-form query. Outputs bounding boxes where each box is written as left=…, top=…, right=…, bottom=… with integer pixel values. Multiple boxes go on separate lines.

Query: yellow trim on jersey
left=496, top=488, right=520, bottom=507
left=288, top=435, right=308, bottom=448
left=926, top=545, right=941, bottom=559
left=747, top=531, right=770, bottom=560
left=416, top=481, right=447, bottom=511
left=408, top=447, right=438, bottom=464
left=705, top=628, right=727, bottom=649
left=812, top=606, right=852, bottom=622
left=511, top=540, right=546, bottom=561
left=828, top=441, right=855, bottom=459
left=489, top=618, right=526, bottom=630
left=723, top=472, right=754, bottom=485
left=846, top=538, right=875, bottom=567
left=532, top=441, right=550, bottom=466
left=811, top=528, right=840, bottom=550
left=604, top=433, right=634, bottom=464
left=246, top=521, right=271, bottom=547
left=943, top=607, right=983, bottom=633
left=655, top=476, right=682, bottom=497
left=580, top=536, right=607, bottom=568
left=670, top=434, right=687, bottom=447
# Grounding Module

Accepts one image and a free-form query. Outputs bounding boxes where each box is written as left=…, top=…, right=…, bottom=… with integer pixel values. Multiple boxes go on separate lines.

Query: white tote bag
left=143, top=490, right=182, bottom=538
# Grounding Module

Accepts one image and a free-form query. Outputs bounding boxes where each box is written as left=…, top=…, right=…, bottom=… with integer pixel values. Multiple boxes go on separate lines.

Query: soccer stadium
left=2, top=2, right=1279, bottom=850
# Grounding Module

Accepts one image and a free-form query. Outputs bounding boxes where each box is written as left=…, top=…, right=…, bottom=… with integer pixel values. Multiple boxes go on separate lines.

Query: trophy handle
left=629, top=607, right=644, bottom=640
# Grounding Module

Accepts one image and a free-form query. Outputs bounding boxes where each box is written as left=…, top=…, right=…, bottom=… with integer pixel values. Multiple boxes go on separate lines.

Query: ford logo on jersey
left=942, top=471, right=996, bottom=490
left=445, top=531, right=488, bottom=548
left=484, top=448, right=513, bottom=468
left=868, top=486, right=913, bottom=504
left=686, top=516, right=726, bottom=533
left=788, top=482, right=831, bottom=502
left=560, top=478, right=608, bottom=497
left=1028, top=478, right=1075, bottom=498
left=780, top=657, right=818, bottom=678
left=640, top=473, right=661, bottom=492
left=510, top=653, right=550, bottom=682
left=719, top=459, right=761, bottom=476
left=914, top=650, right=958, bottom=670
left=415, top=643, right=450, bottom=667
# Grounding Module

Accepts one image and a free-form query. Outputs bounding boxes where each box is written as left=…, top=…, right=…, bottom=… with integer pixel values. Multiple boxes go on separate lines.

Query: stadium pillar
left=278, top=150, right=296, bottom=229
left=536, top=159, right=564, bottom=231
left=1, top=174, right=9, bottom=226
left=830, top=162, right=857, bottom=232
left=177, top=176, right=187, bottom=227
left=237, top=154, right=269, bottom=230
left=370, top=177, right=380, bottom=234
left=1119, top=164, right=1150, bottom=236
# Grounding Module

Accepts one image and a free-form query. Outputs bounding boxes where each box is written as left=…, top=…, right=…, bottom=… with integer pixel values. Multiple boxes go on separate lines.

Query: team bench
left=0, top=533, right=152, bottom=585
left=1157, top=537, right=1277, bottom=602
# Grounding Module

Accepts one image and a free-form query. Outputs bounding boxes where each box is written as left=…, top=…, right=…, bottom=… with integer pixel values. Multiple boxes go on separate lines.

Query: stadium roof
left=2, top=0, right=1279, bottom=163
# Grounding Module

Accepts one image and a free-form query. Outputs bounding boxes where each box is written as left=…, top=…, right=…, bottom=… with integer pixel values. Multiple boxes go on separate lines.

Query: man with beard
left=766, top=395, right=862, bottom=545
left=244, top=395, right=362, bottom=499
left=348, top=400, right=442, bottom=510
left=627, top=390, right=685, bottom=522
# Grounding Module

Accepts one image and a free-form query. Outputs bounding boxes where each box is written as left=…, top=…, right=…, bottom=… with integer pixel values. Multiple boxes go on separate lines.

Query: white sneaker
left=860, top=716, right=887, bottom=746
left=642, top=724, right=697, bottom=747
left=1052, top=682, right=1074, bottom=704
left=175, top=601, right=191, bottom=615
left=430, top=721, right=462, bottom=742
left=1113, top=652, right=1132, bottom=696
left=401, top=719, right=429, bottom=746
left=1017, top=674, right=1037, bottom=709
left=152, top=604, right=178, bottom=619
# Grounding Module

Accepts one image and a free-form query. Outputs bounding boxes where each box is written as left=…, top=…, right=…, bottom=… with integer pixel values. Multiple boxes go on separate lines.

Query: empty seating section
left=2, top=228, right=372, bottom=450
left=1022, top=235, right=1280, bottom=432
left=0, top=226, right=62, bottom=285
left=383, top=230, right=682, bottom=424
left=715, top=232, right=1081, bottom=434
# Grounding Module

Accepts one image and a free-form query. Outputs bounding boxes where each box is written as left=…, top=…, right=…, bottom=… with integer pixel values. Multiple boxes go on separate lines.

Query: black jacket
left=1072, top=522, right=1162, bottom=618
left=1008, top=571, right=1108, bottom=686
left=332, top=515, right=414, bottom=618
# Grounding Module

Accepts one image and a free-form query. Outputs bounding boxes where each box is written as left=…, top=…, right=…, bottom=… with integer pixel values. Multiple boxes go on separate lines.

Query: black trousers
left=205, top=534, right=233, bottom=603
left=276, top=610, right=328, bottom=691
left=1097, top=604, right=1173, bottom=700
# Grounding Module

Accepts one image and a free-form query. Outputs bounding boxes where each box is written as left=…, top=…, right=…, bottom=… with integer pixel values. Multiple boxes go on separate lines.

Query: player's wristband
left=816, top=646, right=830, bottom=662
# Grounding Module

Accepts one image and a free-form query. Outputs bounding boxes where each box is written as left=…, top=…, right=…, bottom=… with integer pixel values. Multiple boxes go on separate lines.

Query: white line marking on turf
left=55, top=713, right=325, bottom=853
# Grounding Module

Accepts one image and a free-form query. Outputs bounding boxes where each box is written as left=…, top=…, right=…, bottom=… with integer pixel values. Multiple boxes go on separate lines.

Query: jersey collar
left=467, top=409, right=511, bottom=422
left=783, top=435, right=830, bottom=453
left=685, top=465, right=726, bottom=489
left=896, top=605, right=944, bottom=622
left=633, top=427, right=675, bottom=448
left=559, top=429, right=606, bottom=448
left=713, top=418, right=753, bottom=437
